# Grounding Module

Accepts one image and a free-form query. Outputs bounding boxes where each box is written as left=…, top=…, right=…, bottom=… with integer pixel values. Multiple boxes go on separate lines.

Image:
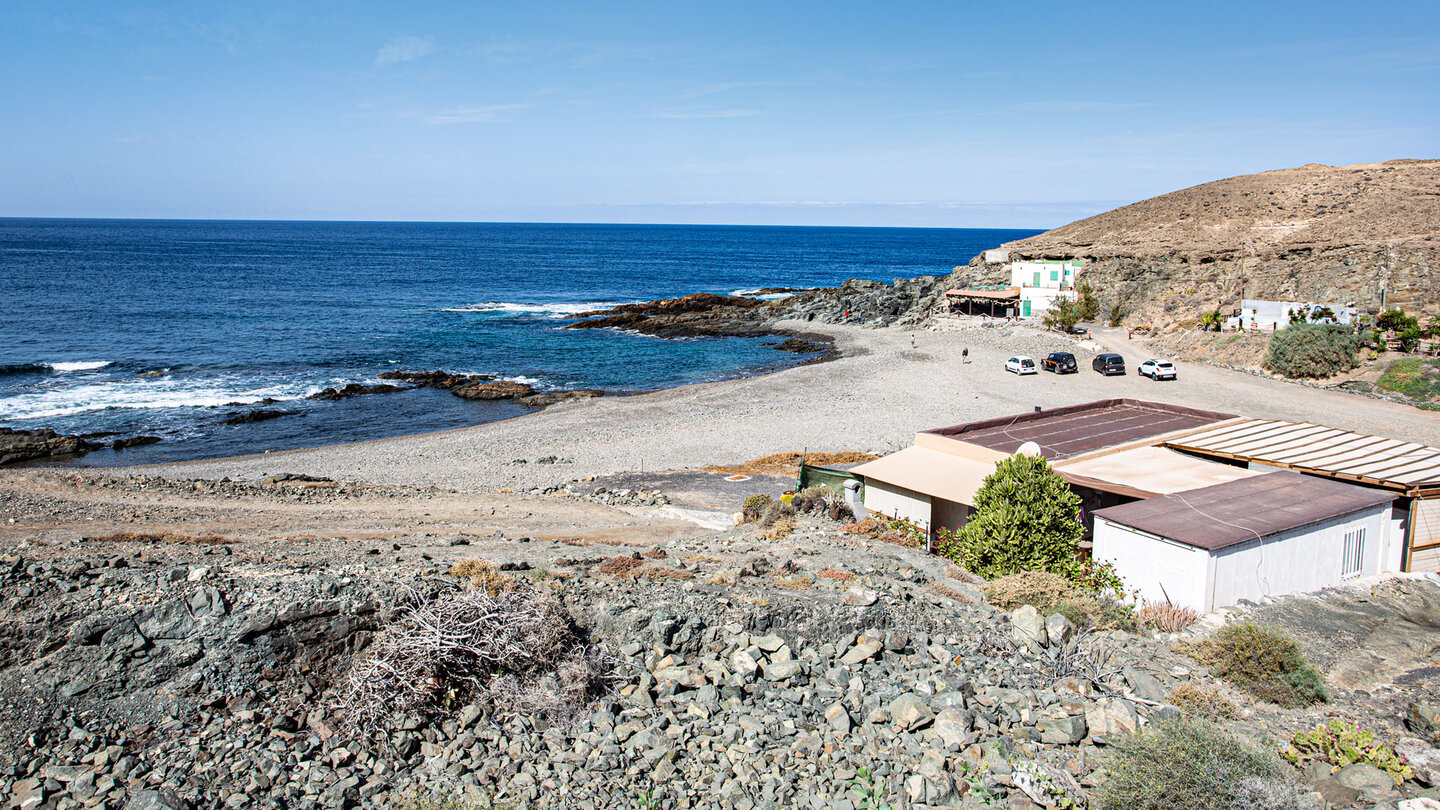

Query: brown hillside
left=977, top=160, right=1440, bottom=328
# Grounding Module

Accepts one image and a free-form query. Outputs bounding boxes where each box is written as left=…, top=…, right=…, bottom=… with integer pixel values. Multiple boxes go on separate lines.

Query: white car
left=1139, top=359, right=1177, bottom=380
left=1005, top=356, right=1038, bottom=375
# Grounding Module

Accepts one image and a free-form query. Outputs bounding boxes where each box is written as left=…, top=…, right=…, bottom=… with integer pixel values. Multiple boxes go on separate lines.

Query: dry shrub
left=706, top=451, right=879, bottom=477
left=983, top=570, right=1074, bottom=610
left=926, top=581, right=975, bottom=604
left=449, top=558, right=518, bottom=596
left=338, top=584, right=614, bottom=733
left=637, top=563, right=694, bottom=581
left=741, top=493, right=773, bottom=523
left=817, top=567, right=856, bottom=582
left=1138, top=603, right=1200, bottom=633
left=841, top=517, right=882, bottom=537
left=1168, top=684, right=1238, bottom=720
left=708, top=570, right=739, bottom=586
left=773, top=576, right=814, bottom=590
left=984, top=570, right=1135, bottom=631
left=758, top=500, right=796, bottom=528
left=88, top=531, right=230, bottom=545
left=595, top=555, right=645, bottom=578
left=764, top=516, right=797, bottom=541
left=740, top=595, right=772, bottom=607
left=791, top=485, right=851, bottom=522
left=945, top=564, right=986, bottom=586
left=641, top=548, right=668, bottom=559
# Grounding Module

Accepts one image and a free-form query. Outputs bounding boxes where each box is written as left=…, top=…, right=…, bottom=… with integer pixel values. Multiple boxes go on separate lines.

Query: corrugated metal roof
left=1166, top=419, right=1440, bottom=493
left=1093, top=470, right=1397, bottom=551
left=927, top=399, right=1236, bottom=460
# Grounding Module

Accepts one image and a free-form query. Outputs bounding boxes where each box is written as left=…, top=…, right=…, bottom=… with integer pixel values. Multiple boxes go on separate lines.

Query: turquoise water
left=0, top=219, right=1039, bottom=463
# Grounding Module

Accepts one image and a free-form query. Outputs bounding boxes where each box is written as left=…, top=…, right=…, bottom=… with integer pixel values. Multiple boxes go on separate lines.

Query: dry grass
left=708, top=571, right=740, bottom=586
left=816, top=567, right=856, bottom=582
left=1137, top=603, right=1201, bottom=633
left=840, top=517, right=882, bottom=536
left=945, top=564, right=986, bottom=586
left=595, top=555, right=646, bottom=577
left=772, top=576, right=814, bottom=590
left=637, top=563, right=694, bottom=582
left=449, top=559, right=519, bottom=596
left=706, top=450, right=879, bottom=477
left=983, top=570, right=1074, bottom=610
left=764, top=517, right=798, bottom=541
left=926, top=581, right=975, bottom=604
left=641, top=548, right=668, bottom=559
left=87, top=531, right=231, bottom=545
left=740, top=595, right=772, bottom=607
left=1168, top=684, right=1238, bottom=720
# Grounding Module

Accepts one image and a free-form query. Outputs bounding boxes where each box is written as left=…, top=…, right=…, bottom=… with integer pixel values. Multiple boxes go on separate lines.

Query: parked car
left=1005, top=356, right=1038, bottom=375
left=1139, top=358, right=1177, bottom=380
left=1092, top=353, right=1126, bottom=375
left=1041, top=352, right=1078, bottom=374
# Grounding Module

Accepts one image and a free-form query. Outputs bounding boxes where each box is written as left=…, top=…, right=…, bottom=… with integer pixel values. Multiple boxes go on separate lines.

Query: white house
left=1092, top=471, right=1399, bottom=613
left=1007, top=260, right=1082, bottom=320
left=1231, top=299, right=1358, bottom=331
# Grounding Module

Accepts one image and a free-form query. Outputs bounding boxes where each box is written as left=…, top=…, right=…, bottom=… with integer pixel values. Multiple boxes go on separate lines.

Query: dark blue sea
left=0, top=220, right=1039, bottom=464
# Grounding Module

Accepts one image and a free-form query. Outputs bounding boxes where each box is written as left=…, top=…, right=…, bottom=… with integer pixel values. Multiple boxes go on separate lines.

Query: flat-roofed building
left=1093, top=471, right=1399, bottom=612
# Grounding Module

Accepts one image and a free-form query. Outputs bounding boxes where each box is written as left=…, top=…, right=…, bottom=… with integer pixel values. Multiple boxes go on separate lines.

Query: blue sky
left=3, top=1, right=1436, bottom=227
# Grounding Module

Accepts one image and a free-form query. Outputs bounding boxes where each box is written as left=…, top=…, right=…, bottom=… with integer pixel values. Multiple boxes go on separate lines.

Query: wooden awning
left=945, top=287, right=1019, bottom=301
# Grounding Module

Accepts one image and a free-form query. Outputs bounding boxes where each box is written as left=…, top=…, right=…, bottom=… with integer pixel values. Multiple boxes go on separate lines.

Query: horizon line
left=0, top=215, right=1057, bottom=231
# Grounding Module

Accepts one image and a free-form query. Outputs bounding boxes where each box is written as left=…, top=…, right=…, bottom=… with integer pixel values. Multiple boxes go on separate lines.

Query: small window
left=1050, top=271, right=1059, bottom=281
left=1341, top=528, right=1365, bottom=580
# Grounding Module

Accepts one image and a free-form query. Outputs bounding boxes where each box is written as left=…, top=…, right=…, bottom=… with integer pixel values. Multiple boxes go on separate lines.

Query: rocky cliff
left=974, top=159, right=1440, bottom=328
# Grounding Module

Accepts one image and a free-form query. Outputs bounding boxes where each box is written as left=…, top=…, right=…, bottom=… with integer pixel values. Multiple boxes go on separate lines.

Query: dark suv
left=1041, top=352, right=1078, bottom=374
left=1093, top=353, right=1126, bottom=375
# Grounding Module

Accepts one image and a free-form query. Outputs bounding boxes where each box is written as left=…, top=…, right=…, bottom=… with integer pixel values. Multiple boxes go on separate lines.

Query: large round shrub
left=1262, top=323, right=1360, bottom=379
left=939, top=453, right=1083, bottom=579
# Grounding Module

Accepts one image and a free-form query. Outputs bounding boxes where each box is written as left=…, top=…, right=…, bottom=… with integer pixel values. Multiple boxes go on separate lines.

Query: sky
left=2, top=1, right=1437, bottom=228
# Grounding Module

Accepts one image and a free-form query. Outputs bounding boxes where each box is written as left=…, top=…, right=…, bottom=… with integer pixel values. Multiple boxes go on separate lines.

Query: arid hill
left=975, top=159, right=1440, bottom=328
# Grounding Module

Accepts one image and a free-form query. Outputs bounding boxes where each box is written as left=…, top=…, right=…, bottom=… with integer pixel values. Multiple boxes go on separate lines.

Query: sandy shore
left=130, top=320, right=1440, bottom=491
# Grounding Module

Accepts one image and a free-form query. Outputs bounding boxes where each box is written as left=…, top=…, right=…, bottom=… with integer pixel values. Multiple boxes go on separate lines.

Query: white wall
left=863, top=480, right=931, bottom=531
left=1093, top=517, right=1214, bottom=612
left=1009, top=261, right=1079, bottom=291
left=1210, top=506, right=1391, bottom=610
left=1018, top=286, right=1078, bottom=319
left=932, top=498, right=970, bottom=534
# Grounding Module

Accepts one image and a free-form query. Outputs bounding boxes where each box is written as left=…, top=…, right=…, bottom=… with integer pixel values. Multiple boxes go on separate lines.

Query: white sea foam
left=46, top=361, right=114, bottom=372
left=730, top=288, right=800, bottom=300
left=440, top=301, right=625, bottom=317
left=0, top=379, right=299, bottom=422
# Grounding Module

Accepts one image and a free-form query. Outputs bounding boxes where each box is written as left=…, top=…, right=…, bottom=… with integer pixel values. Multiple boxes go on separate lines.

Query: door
left=1022, top=300, right=1031, bottom=318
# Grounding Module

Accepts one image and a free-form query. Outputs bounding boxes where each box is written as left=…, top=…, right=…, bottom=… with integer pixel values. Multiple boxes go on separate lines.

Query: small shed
left=1092, top=471, right=1399, bottom=613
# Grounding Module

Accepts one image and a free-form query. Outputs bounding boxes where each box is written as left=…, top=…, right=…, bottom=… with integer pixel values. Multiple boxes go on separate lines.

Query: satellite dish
left=1016, top=441, right=1043, bottom=458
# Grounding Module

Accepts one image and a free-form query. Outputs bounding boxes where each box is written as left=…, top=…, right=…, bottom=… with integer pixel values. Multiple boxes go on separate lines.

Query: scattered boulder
left=0, top=427, right=97, bottom=465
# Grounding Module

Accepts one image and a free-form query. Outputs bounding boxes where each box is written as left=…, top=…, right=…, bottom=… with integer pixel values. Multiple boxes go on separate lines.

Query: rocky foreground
left=5, top=474, right=1440, bottom=810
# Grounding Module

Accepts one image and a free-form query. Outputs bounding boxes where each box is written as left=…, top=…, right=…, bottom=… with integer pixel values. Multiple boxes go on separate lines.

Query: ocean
left=0, top=219, right=1039, bottom=465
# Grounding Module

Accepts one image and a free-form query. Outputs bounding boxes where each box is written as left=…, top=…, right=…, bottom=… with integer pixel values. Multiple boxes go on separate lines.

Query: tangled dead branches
left=337, top=583, right=616, bottom=734
left=1046, top=630, right=1122, bottom=694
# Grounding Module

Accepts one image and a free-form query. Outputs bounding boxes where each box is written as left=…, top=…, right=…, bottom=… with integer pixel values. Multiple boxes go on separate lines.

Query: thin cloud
left=649, top=108, right=760, bottom=120
left=376, top=35, right=435, bottom=67
left=421, top=103, right=525, bottom=124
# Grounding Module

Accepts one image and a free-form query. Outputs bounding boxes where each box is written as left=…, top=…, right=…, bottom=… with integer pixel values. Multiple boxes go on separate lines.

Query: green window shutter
left=1050, top=271, right=1058, bottom=282
left=1023, top=300, right=1031, bottom=317
left=1032, top=271, right=1040, bottom=286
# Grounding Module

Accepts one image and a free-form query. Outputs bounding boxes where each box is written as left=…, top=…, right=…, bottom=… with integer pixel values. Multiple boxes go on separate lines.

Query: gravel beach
left=139, top=321, right=1440, bottom=491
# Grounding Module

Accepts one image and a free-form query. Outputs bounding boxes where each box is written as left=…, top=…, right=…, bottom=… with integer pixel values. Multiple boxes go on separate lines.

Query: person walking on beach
left=910, top=334, right=916, bottom=350
left=962, top=347, right=969, bottom=364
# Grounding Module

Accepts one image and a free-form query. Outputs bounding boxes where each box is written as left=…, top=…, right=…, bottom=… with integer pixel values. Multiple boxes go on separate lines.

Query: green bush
left=1097, top=716, right=1305, bottom=810
left=1187, top=622, right=1329, bottom=707
left=757, top=500, right=796, bottom=528
left=1076, top=281, right=1100, bottom=322
left=741, top=494, right=772, bottom=522
left=1281, top=720, right=1413, bottom=784
left=1262, top=323, right=1360, bottom=379
left=936, top=454, right=1084, bottom=580
left=1043, top=298, right=1082, bottom=332
left=1377, top=308, right=1419, bottom=333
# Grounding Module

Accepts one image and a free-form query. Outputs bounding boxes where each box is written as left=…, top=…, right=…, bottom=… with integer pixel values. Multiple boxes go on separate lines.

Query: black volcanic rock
left=0, top=427, right=98, bottom=465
